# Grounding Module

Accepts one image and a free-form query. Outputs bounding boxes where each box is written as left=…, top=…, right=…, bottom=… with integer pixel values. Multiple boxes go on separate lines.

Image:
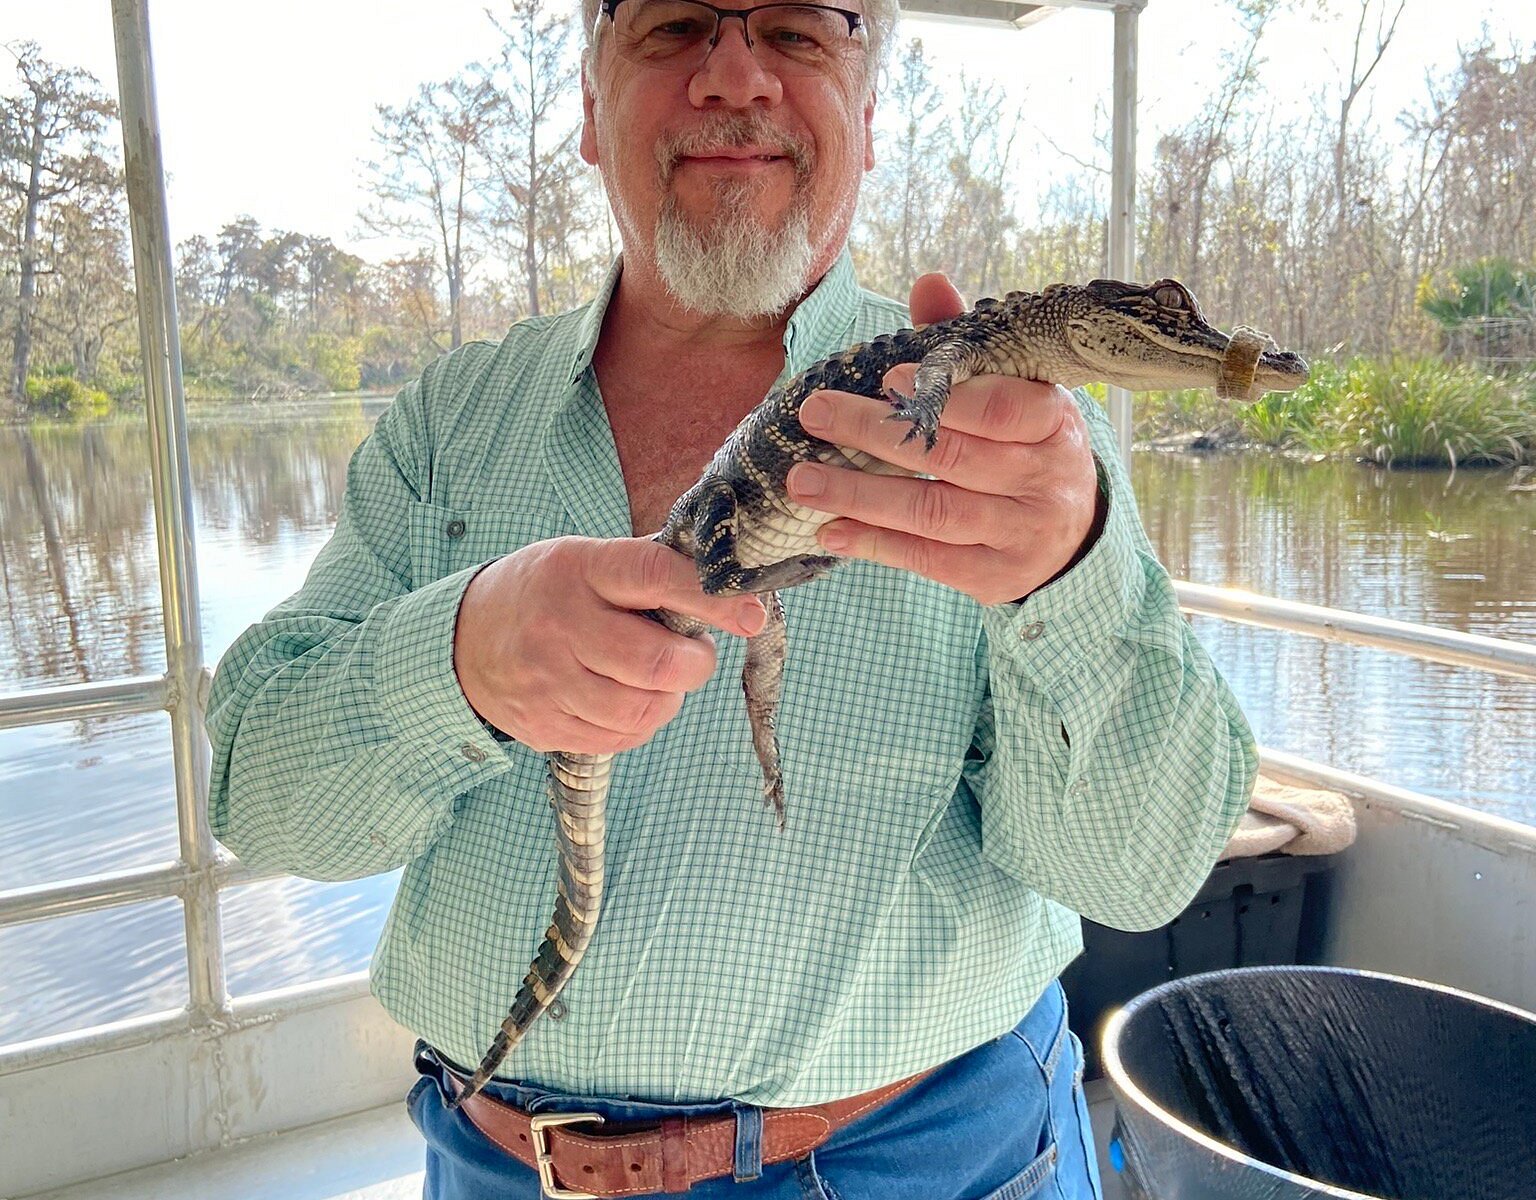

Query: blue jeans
left=408, top=980, right=1102, bottom=1200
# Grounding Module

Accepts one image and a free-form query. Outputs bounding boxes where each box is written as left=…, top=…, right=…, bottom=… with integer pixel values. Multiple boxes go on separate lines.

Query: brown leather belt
left=444, top=1067, right=931, bottom=1198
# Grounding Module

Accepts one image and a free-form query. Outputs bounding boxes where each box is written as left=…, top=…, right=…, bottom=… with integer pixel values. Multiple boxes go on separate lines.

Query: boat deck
left=30, top=1103, right=424, bottom=1200
left=27, top=1087, right=1126, bottom=1200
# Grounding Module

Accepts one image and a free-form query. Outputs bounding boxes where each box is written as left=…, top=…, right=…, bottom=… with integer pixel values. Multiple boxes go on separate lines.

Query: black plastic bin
left=1061, top=853, right=1334, bottom=1078
left=1102, top=966, right=1536, bottom=1199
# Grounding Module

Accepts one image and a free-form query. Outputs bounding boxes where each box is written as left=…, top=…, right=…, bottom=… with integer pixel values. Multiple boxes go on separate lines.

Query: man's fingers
left=518, top=707, right=677, bottom=756
left=882, top=366, right=1079, bottom=447
left=787, top=467, right=1013, bottom=547
left=586, top=538, right=766, bottom=635
left=800, top=390, right=1047, bottom=496
left=908, top=273, right=966, bottom=328
left=571, top=610, right=718, bottom=692
left=555, top=665, right=687, bottom=740
left=813, top=519, right=1027, bottom=605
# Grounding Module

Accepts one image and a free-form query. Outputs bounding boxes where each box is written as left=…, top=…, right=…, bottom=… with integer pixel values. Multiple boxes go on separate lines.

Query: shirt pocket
left=778, top=566, right=984, bottom=834
left=407, top=502, right=560, bottom=584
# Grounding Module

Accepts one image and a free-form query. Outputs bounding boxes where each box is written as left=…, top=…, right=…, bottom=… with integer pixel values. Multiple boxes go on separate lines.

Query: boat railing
left=1174, top=582, right=1536, bottom=682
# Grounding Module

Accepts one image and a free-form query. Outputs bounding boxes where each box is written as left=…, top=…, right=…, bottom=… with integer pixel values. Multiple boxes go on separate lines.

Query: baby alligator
left=448, top=276, right=1309, bottom=1105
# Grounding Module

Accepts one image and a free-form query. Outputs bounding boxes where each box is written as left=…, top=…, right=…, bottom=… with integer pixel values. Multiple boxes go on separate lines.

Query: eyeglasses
left=599, top=0, right=866, bottom=76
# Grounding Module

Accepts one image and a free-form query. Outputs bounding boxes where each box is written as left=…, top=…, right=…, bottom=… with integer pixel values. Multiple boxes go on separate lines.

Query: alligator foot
left=743, top=592, right=788, bottom=830
left=883, top=338, right=989, bottom=450
left=689, top=479, right=841, bottom=594
left=706, top=554, right=841, bottom=595
left=882, top=386, right=943, bottom=450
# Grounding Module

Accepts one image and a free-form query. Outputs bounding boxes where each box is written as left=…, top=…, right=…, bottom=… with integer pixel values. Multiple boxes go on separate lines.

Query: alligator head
left=1045, top=277, right=1310, bottom=400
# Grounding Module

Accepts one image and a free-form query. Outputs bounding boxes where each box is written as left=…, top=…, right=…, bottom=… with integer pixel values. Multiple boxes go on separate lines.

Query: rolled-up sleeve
left=966, top=391, right=1258, bottom=931
left=205, top=367, right=514, bottom=881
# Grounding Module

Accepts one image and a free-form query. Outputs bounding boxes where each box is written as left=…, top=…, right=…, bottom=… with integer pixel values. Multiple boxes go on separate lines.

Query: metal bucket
left=1100, top=965, right=1536, bottom=1199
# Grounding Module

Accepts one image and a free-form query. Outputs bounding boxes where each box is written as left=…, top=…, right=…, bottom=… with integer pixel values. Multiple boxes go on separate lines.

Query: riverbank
left=10, top=358, right=1536, bottom=471
left=1122, top=356, right=1536, bottom=468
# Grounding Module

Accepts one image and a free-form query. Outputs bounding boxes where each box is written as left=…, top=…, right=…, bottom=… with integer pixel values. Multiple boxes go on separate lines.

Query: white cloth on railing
left=1221, top=775, right=1357, bottom=861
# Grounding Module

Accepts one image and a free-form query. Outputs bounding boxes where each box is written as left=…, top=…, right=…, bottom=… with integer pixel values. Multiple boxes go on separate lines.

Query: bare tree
left=852, top=37, right=949, bottom=298
left=1325, top=0, right=1407, bottom=222
left=362, top=75, right=499, bottom=349
left=33, top=182, right=135, bottom=381
left=478, top=0, right=596, bottom=319
left=1142, top=0, right=1274, bottom=294
left=1405, top=41, right=1536, bottom=270
left=934, top=75, right=1020, bottom=299
left=0, top=42, right=118, bottom=400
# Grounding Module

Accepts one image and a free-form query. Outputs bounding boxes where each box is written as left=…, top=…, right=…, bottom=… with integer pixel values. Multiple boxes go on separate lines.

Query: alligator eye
left=1153, top=284, right=1188, bottom=310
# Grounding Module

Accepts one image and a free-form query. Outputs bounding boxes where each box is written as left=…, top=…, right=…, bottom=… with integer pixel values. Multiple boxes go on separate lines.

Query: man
left=206, top=0, right=1257, bottom=1195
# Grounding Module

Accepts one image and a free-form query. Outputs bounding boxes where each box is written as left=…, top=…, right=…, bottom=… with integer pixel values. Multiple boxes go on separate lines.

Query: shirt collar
left=782, top=246, right=862, bottom=378
left=566, top=257, right=624, bottom=386
left=565, top=247, right=863, bottom=387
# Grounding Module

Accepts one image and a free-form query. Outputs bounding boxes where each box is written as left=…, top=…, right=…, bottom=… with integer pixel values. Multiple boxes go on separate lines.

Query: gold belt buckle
left=529, top=1111, right=606, bottom=1200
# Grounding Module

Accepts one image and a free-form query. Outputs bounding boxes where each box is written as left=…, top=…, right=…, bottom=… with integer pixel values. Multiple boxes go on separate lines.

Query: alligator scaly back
left=448, top=277, right=1308, bottom=1104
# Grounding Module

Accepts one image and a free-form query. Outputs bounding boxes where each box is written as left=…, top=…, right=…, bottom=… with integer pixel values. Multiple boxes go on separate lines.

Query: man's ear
left=580, top=64, right=600, bottom=166
left=863, top=90, right=876, bottom=172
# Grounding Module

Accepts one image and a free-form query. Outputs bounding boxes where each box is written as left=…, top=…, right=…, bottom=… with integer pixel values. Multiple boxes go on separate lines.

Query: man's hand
left=785, top=273, right=1106, bottom=607
left=454, top=537, right=766, bottom=754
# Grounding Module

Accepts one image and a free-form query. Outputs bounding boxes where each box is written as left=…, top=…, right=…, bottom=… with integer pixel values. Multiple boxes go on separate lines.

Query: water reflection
left=0, top=404, right=1532, bottom=1043
left=0, top=714, right=178, bottom=892
left=0, top=897, right=188, bottom=1041
left=0, top=400, right=378, bottom=692
left=1135, top=454, right=1536, bottom=821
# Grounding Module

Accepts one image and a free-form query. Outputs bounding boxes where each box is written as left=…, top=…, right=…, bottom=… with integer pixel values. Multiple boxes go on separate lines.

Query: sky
left=0, top=0, right=1521, bottom=259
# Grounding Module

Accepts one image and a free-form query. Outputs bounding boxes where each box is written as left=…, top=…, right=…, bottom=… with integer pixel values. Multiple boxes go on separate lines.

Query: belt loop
left=732, top=1104, right=764, bottom=1182
left=660, top=1116, right=690, bottom=1193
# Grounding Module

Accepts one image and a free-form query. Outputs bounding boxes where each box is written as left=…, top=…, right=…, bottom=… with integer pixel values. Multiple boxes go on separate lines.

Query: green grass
left=1319, top=358, right=1535, bottom=467
left=1133, top=357, right=1536, bottom=467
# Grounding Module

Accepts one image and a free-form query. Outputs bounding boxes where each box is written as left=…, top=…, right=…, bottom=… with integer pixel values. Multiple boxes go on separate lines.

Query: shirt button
left=460, top=743, right=487, bottom=763
left=1070, top=777, right=1091, bottom=798
left=445, top=519, right=467, bottom=539
left=1020, top=620, right=1046, bottom=641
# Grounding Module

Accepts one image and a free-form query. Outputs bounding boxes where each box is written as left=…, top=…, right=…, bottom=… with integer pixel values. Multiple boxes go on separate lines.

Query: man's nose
left=688, top=20, right=783, bottom=107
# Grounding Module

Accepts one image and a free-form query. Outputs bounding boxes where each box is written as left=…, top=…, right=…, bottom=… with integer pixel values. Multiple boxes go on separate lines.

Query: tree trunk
left=11, top=94, right=47, bottom=401
left=449, top=151, right=467, bottom=350
left=526, top=119, right=541, bottom=317
left=448, top=258, right=463, bottom=351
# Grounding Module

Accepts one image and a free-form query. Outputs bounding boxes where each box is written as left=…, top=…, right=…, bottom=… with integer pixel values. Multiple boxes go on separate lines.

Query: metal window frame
left=2, top=0, right=1534, bottom=1081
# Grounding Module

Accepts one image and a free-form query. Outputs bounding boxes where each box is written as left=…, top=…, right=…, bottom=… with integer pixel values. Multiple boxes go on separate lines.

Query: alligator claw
left=763, top=773, right=786, bottom=831
left=879, top=387, right=940, bottom=449
left=884, top=408, right=939, bottom=449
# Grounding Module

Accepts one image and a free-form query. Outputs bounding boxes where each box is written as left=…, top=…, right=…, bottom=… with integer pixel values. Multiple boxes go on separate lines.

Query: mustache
left=656, top=114, right=814, bottom=181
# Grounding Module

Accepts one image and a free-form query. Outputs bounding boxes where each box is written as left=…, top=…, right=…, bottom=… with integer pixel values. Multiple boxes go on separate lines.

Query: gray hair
left=579, top=0, right=899, bottom=93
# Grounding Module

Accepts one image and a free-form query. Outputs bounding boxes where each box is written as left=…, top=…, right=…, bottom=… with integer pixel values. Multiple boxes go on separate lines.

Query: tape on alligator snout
left=1217, top=325, right=1271, bottom=402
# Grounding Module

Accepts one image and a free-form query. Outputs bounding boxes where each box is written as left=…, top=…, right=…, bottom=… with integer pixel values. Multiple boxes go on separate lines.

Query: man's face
left=580, top=2, right=876, bottom=319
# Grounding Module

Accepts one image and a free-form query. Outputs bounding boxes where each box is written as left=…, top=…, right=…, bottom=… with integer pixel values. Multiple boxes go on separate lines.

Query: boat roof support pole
left=111, top=0, right=229, bottom=1025
left=1105, top=2, right=1140, bottom=470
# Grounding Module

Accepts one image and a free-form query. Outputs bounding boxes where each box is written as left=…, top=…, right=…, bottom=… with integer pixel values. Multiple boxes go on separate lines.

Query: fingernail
left=739, top=601, right=766, bottom=635
left=800, top=393, right=831, bottom=430
left=789, top=464, right=825, bottom=497
left=819, top=526, right=851, bottom=552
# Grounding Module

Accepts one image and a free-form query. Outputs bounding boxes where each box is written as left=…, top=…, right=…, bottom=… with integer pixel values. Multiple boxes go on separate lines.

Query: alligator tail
left=447, top=750, right=611, bottom=1108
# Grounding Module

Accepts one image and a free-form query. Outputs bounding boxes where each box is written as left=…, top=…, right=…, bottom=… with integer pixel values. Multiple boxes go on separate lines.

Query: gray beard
left=651, top=180, right=816, bottom=321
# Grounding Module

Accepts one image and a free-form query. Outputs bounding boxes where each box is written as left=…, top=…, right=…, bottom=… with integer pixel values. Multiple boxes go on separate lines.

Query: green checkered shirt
left=207, top=250, right=1256, bottom=1106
